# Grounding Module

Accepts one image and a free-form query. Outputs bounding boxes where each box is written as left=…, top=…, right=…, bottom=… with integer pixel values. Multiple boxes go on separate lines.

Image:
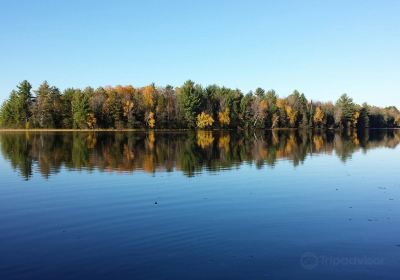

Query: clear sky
left=1, top=0, right=399, bottom=107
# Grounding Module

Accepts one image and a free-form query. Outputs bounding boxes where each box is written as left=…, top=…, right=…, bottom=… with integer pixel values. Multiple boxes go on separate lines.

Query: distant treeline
left=1, top=80, right=399, bottom=129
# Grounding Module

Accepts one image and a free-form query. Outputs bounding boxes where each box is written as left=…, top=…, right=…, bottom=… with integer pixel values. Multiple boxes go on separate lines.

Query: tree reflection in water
left=1, top=129, right=399, bottom=180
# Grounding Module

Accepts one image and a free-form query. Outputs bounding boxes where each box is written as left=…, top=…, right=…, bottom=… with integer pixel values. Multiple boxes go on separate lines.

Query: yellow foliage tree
left=313, top=107, right=325, bottom=127
left=196, top=112, right=214, bottom=129
left=253, top=99, right=268, bottom=126
left=285, top=105, right=298, bottom=127
left=218, top=108, right=230, bottom=127
left=86, top=113, right=97, bottom=129
left=146, top=111, right=155, bottom=128
left=143, top=85, right=155, bottom=108
left=276, top=98, right=286, bottom=109
left=396, top=115, right=400, bottom=126
left=114, top=85, right=135, bottom=96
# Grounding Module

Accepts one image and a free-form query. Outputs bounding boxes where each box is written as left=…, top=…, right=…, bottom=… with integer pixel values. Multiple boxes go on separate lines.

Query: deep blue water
left=0, top=130, right=400, bottom=279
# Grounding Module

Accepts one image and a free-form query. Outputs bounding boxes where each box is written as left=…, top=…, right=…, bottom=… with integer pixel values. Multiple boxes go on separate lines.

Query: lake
left=0, top=130, right=400, bottom=279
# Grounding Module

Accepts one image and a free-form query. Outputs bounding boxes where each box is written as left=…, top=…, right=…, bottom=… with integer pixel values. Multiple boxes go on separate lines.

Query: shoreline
left=0, top=128, right=398, bottom=132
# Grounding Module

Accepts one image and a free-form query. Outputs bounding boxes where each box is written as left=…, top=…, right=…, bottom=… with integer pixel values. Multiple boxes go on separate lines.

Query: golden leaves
left=146, top=111, right=155, bottom=128
left=196, top=112, right=214, bottom=129
left=86, top=113, right=97, bottom=129
left=259, top=100, right=268, bottom=112
left=143, top=85, right=155, bottom=108
left=276, top=98, right=286, bottom=109
left=218, top=108, right=230, bottom=127
left=285, top=105, right=298, bottom=127
left=313, top=107, right=325, bottom=127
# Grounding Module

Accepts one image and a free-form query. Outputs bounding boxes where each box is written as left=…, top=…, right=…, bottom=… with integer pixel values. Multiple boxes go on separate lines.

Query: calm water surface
left=0, top=130, right=400, bottom=280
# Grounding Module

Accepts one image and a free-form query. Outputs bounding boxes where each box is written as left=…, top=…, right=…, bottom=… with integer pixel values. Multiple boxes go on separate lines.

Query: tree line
left=1, top=80, right=399, bottom=129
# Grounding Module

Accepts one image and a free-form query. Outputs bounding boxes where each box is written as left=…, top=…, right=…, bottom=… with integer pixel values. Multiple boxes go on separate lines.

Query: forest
left=1, top=80, right=399, bottom=129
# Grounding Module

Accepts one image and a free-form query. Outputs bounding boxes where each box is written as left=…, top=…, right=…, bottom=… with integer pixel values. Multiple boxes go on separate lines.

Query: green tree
left=72, top=89, right=90, bottom=128
left=0, top=81, right=33, bottom=128
left=15, top=80, right=33, bottom=127
left=178, top=80, right=203, bottom=128
left=240, top=93, right=254, bottom=128
left=357, top=103, right=370, bottom=129
left=265, top=90, right=278, bottom=128
left=0, top=91, right=19, bottom=127
left=31, top=81, right=62, bottom=128
left=335, top=94, right=356, bottom=128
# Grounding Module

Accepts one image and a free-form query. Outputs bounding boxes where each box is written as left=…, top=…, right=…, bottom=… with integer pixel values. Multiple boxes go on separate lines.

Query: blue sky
left=1, top=0, right=399, bottom=107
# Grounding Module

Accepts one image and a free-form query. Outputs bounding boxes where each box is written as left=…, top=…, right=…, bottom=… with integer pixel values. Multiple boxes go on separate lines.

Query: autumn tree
left=114, top=85, right=136, bottom=128
left=252, top=96, right=268, bottom=128
left=218, top=108, right=230, bottom=127
left=140, top=84, right=157, bottom=128
left=287, top=90, right=308, bottom=127
left=285, top=105, right=297, bottom=128
left=142, top=84, right=155, bottom=109
left=196, top=112, right=214, bottom=129
left=103, top=87, right=123, bottom=128
left=146, top=111, right=156, bottom=128
left=313, top=107, right=325, bottom=128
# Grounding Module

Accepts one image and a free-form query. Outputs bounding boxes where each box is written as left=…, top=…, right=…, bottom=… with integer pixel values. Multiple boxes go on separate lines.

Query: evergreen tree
left=335, top=94, right=356, bottom=128
left=178, top=80, right=203, bottom=128
left=72, top=89, right=90, bottom=128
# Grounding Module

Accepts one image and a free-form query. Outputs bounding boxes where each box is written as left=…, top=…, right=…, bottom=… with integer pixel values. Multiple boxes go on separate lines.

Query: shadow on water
left=0, top=129, right=399, bottom=180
